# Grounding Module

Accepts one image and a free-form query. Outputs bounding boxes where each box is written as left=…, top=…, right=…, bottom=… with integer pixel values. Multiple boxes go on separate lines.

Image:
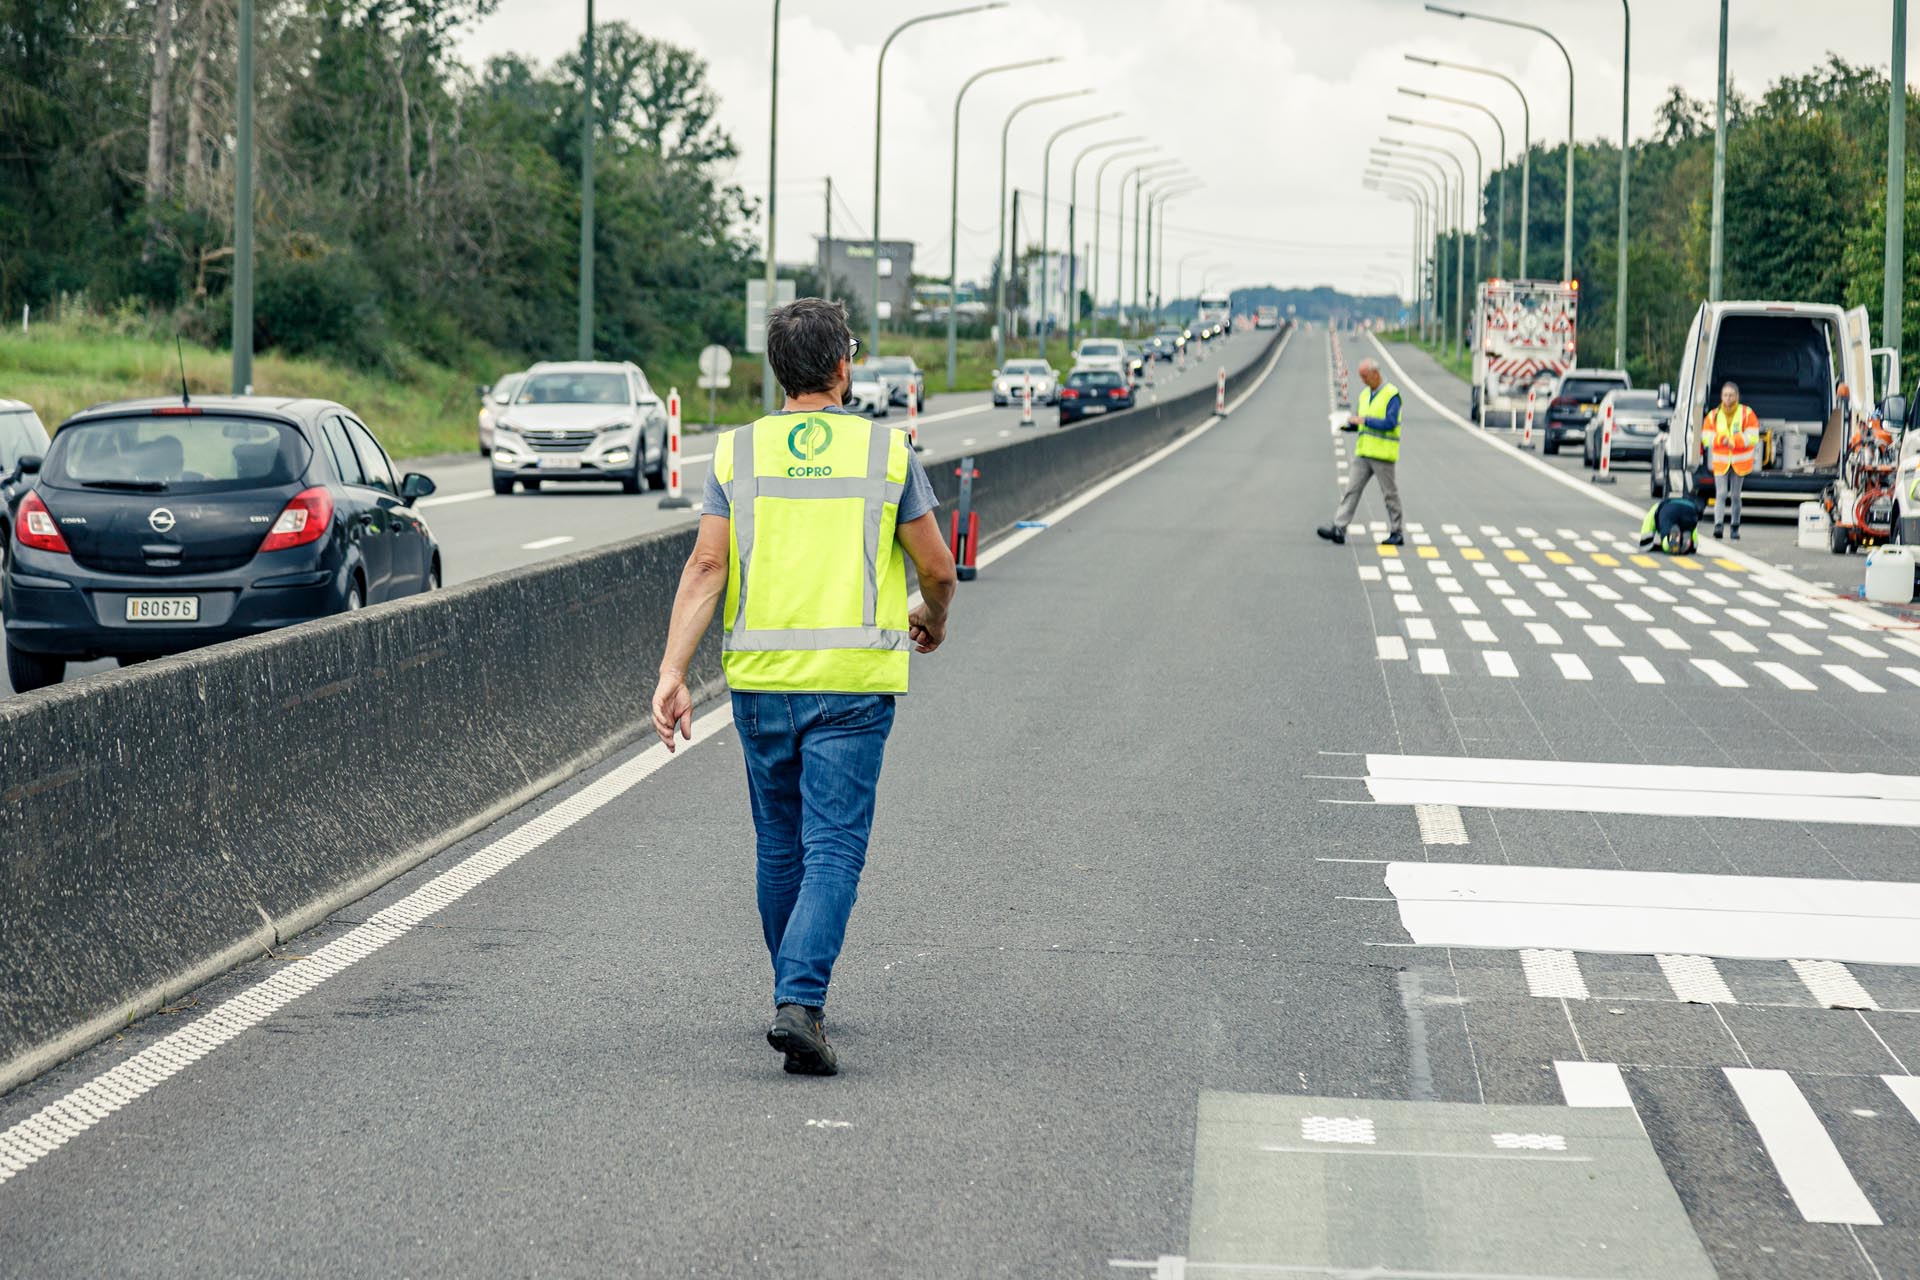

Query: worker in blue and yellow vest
left=1318, top=358, right=1406, bottom=545
left=1702, top=380, right=1759, bottom=540
left=651, top=297, right=957, bottom=1077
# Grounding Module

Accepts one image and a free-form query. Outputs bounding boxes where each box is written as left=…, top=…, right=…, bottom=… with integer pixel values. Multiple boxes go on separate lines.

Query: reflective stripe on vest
left=717, top=413, right=912, bottom=692
left=1355, top=381, right=1401, bottom=462
left=1705, top=404, right=1757, bottom=476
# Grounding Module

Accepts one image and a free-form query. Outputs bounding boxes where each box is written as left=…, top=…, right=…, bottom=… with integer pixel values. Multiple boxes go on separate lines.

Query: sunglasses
left=848, top=337, right=861, bottom=360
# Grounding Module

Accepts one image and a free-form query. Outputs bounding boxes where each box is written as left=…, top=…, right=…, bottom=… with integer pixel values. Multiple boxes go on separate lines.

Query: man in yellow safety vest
left=1318, top=358, right=1405, bottom=546
left=1703, top=380, right=1759, bottom=540
left=651, top=297, right=958, bottom=1076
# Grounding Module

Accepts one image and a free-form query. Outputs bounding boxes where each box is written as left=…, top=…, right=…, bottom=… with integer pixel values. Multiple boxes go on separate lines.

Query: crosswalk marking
left=1413, top=802, right=1469, bottom=844
left=1643, top=586, right=1677, bottom=603
left=1657, top=953, right=1736, bottom=1004
left=1520, top=949, right=1588, bottom=998
left=1615, top=569, right=1646, bottom=584
left=1417, top=648, right=1450, bottom=675
left=1517, top=563, right=1547, bottom=580
left=1574, top=539, right=1597, bottom=552
left=1723, top=1068, right=1881, bottom=1226
left=1358, top=565, right=1382, bottom=582
left=1781, top=610, right=1828, bottom=630
left=1526, top=622, right=1562, bottom=645
left=1586, top=583, right=1623, bottom=601
left=1884, top=1074, right=1920, bottom=1127
left=1463, top=620, right=1498, bottom=643
left=1725, top=608, right=1768, bottom=627
left=1394, top=594, right=1422, bottom=612
left=1567, top=566, right=1596, bottom=582
left=1441, top=523, right=1462, bottom=533
left=1407, top=618, right=1437, bottom=640
left=1616, top=603, right=1653, bottom=622
left=1503, top=548, right=1530, bottom=563
left=1556, top=601, right=1591, bottom=620
left=1584, top=626, right=1622, bottom=648
left=1484, top=650, right=1519, bottom=678
left=1503, top=598, right=1537, bottom=617
left=1376, top=636, right=1408, bottom=661
left=1789, top=959, right=1879, bottom=1009
left=1545, top=550, right=1574, bottom=565
left=1591, top=553, right=1620, bottom=567
left=1620, top=656, right=1664, bottom=684
left=1691, top=658, right=1747, bottom=688
left=1448, top=596, right=1481, bottom=615
left=1515, top=526, right=1536, bottom=537
left=1754, top=662, right=1816, bottom=691
left=1471, top=561, right=1499, bottom=577
left=1712, top=558, right=1748, bottom=573
left=1416, top=544, right=1440, bottom=559
left=1648, top=628, right=1688, bottom=651
left=1687, top=588, right=1725, bottom=605
left=1451, top=533, right=1474, bottom=546
left=1674, top=605, right=1715, bottom=625
left=1672, top=556, right=1703, bottom=570
left=1630, top=554, right=1660, bottom=568
left=1460, top=546, right=1485, bottom=561
left=1822, top=664, right=1884, bottom=693
left=1658, top=570, right=1690, bottom=586
left=1770, top=632, right=1820, bottom=656
left=1534, top=581, right=1565, bottom=598
left=1889, top=666, right=1920, bottom=688
left=1739, top=590, right=1779, bottom=607
left=1830, top=634, right=1886, bottom=659
left=1710, top=630, right=1757, bottom=654
left=1436, top=577, right=1463, bottom=594
left=1553, top=653, right=1593, bottom=681
left=1388, top=574, right=1413, bottom=591
left=1555, top=1060, right=1633, bottom=1108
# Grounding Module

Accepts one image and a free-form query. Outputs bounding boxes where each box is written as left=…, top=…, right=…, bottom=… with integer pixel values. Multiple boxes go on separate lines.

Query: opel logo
left=148, top=507, right=176, bottom=534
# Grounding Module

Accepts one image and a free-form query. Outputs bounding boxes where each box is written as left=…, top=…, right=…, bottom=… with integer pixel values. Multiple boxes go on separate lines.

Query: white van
left=1650, top=301, right=1876, bottom=506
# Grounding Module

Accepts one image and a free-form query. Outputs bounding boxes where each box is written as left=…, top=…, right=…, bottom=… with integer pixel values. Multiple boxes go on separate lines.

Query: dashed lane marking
left=1555, top=1060, right=1632, bottom=1108
left=1823, top=664, right=1885, bottom=694
left=1650, top=628, right=1692, bottom=650
left=1483, top=650, right=1518, bottom=679
left=1620, top=656, right=1664, bottom=684
left=1552, top=653, right=1593, bottom=681
left=1723, top=1068, right=1881, bottom=1225
left=521, top=535, right=575, bottom=550
left=1690, top=658, right=1747, bottom=688
left=1755, top=662, right=1817, bottom=692
left=1376, top=636, right=1408, bottom=661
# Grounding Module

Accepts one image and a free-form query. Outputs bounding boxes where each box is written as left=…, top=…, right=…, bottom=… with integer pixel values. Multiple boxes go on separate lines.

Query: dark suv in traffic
left=1540, top=368, right=1632, bottom=456
left=4, top=396, right=440, bottom=692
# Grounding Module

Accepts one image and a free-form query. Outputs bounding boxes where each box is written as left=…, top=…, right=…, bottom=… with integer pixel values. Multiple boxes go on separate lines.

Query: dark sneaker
left=1383, top=531, right=1405, bottom=547
left=768, top=1004, right=838, bottom=1076
left=1315, top=525, right=1346, bottom=544
left=1729, top=527, right=1740, bottom=541
left=1713, top=525, right=1725, bottom=540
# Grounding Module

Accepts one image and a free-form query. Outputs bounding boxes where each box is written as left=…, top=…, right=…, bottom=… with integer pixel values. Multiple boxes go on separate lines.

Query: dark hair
left=766, top=297, right=850, bottom=396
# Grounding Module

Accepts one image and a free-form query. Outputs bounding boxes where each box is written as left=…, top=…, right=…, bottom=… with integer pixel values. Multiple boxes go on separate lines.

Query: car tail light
left=16, top=491, right=70, bottom=554
left=1061, top=388, right=1080, bottom=400
left=1108, top=388, right=1126, bottom=398
left=1551, top=397, right=1575, bottom=409
left=258, top=486, right=334, bottom=553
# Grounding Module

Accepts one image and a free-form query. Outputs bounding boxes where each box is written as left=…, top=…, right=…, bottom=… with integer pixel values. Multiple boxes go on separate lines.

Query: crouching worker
left=1638, top=494, right=1704, bottom=555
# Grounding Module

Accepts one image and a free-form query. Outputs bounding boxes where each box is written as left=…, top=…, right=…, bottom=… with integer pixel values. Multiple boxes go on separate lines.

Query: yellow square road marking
left=1377, top=544, right=1399, bottom=557
left=1672, top=556, right=1702, bottom=570
left=1630, top=554, right=1659, bottom=568
left=1461, top=547, right=1484, bottom=561
left=1503, top=548, right=1531, bottom=563
left=1417, top=545, right=1440, bottom=559
left=1713, top=558, right=1747, bottom=572
left=1546, top=551, right=1574, bottom=565
left=1591, top=553, right=1620, bottom=567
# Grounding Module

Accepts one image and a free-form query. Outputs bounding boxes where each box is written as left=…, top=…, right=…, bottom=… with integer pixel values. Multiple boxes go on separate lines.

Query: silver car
left=476, top=372, right=526, bottom=457
left=847, top=370, right=892, bottom=418
left=1585, top=388, right=1667, bottom=468
left=490, top=361, right=668, bottom=495
left=993, top=359, right=1058, bottom=406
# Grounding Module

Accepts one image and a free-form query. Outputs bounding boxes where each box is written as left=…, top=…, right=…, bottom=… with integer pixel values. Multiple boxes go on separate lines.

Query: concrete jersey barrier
left=0, top=325, right=1284, bottom=1093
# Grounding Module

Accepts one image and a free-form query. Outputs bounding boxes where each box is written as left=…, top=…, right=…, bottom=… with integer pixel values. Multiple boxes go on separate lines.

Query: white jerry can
left=1864, top=544, right=1917, bottom=603
left=1797, top=501, right=1832, bottom=550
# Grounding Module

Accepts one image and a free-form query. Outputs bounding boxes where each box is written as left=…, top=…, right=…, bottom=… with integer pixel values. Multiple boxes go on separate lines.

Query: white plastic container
left=1797, top=501, right=1831, bottom=550
left=1864, top=544, right=1917, bottom=603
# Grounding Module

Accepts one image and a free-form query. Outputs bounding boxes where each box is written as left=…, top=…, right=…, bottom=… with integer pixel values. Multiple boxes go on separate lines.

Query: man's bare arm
left=650, top=514, right=731, bottom=750
left=896, top=513, right=957, bottom=654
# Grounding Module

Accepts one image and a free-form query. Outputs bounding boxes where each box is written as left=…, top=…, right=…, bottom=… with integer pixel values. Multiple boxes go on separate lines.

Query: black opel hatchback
left=3, top=396, right=440, bottom=692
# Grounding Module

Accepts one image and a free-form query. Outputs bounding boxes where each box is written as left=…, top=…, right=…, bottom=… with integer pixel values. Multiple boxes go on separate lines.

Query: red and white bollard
left=1215, top=367, right=1226, bottom=414
left=1592, top=400, right=1617, bottom=485
left=1523, top=387, right=1536, bottom=451
left=907, top=393, right=923, bottom=452
left=659, top=386, right=691, bottom=508
left=1020, top=373, right=1034, bottom=427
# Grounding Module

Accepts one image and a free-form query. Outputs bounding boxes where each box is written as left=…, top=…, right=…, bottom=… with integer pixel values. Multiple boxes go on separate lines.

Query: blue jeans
left=731, top=692, right=896, bottom=1009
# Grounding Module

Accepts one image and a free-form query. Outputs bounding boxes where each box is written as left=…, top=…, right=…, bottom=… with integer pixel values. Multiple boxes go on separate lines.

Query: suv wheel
left=492, top=474, right=514, bottom=496
left=1542, top=431, right=1560, bottom=456
left=622, top=469, right=644, bottom=495
left=6, top=641, right=64, bottom=693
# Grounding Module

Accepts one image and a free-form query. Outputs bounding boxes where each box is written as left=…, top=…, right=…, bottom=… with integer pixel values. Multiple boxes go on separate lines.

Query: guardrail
left=0, top=324, right=1285, bottom=1093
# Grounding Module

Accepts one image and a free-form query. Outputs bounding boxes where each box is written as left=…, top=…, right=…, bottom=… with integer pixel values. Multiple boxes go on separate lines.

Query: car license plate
left=125, top=596, right=199, bottom=623
left=1083, top=404, right=1106, bottom=414
left=1579, top=403, right=1597, bottom=414
left=540, top=455, right=583, bottom=469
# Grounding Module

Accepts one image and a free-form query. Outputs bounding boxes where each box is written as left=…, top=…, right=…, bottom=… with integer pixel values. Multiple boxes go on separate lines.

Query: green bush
left=252, top=250, right=392, bottom=372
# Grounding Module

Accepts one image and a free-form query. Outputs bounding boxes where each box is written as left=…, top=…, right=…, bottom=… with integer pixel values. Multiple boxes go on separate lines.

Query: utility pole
left=1710, top=0, right=1728, bottom=302
left=823, top=177, right=832, bottom=303
left=1887, top=0, right=1908, bottom=368
left=578, top=0, right=595, bottom=360
left=761, top=0, right=778, bottom=409
left=231, top=0, right=255, bottom=393
left=1615, top=1, right=1631, bottom=372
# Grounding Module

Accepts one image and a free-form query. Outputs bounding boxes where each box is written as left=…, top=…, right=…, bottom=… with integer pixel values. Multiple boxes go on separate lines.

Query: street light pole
left=1381, top=169, right=1440, bottom=342
left=1887, top=0, right=1908, bottom=363
left=1387, top=138, right=1466, bottom=359
left=1376, top=148, right=1452, bottom=349
left=947, top=57, right=1058, bottom=391
left=1391, top=117, right=1483, bottom=346
left=1127, top=160, right=1181, bottom=332
left=1406, top=55, right=1530, bottom=278
left=1039, top=113, right=1122, bottom=353
left=1616, top=1, right=1632, bottom=372
left=231, top=0, right=254, bottom=393
left=761, top=0, right=779, bottom=410
left=1368, top=183, right=1427, bottom=336
left=996, top=89, right=1093, bottom=369
left=1710, top=0, right=1728, bottom=301
left=1066, top=135, right=1143, bottom=352
left=1397, top=87, right=1504, bottom=279
left=1152, top=184, right=1202, bottom=320
left=1093, top=147, right=1158, bottom=336
left=1425, top=6, right=1574, bottom=284
left=872, top=3, right=1005, bottom=356
left=578, top=0, right=595, bottom=360
left=1176, top=251, right=1207, bottom=309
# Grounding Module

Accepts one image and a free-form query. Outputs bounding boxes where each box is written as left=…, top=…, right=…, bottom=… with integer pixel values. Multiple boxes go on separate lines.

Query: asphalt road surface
left=0, top=337, right=1257, bottom=698
left=6, top=326, right=1920, bottom=1277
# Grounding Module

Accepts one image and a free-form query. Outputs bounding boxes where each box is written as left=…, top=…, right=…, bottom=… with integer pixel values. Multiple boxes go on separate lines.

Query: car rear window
left=1611, top=391, right=1659, bottom=410
left=0, top=409, right=50, bottom=462
left=43, top=415, right=309, bottom=495
left=1561, top=378, right=1628, bottom=401
left=1069, top=371, right=1124, bottom=388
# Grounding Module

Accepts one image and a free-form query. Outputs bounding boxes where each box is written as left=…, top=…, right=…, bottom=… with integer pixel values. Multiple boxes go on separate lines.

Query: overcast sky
left=458, top=1, right=1911, bottom=303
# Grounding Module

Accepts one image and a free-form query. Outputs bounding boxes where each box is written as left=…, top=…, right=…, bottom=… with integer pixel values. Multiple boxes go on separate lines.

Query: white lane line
left=1740, top=590, right=1780, bottom=607
left=1520, top=949, right=1589, bottom=998
left=1617, top=603, right=1654, bottom=623
left=1555, top=601, right=1592, bottom=620
left=1691, top=658, right=1746, bottom=688
left=1790, top=959, right=1879, bottom=1009
left=1488, top=580, right=1516, bottom=597
left=1502, top=598, right=1537, bottom=617
left=1723, top=1068, right=1881, bottom=1226
left=1394, top=594, right=1423, bottom=613
left=961, top=436, right=976, bottom=447
left=1417, top=648, right=1450, bottom=675
left=1831, top=634, right=1887, bottom=659
left=1556, top=1060, right=1633, bottom=1108
left=1675, top=605, right=1715, bottom=625
left=1782, top=610, right=1829, bottom=631
left=1688, top=588, right=1726, bottom=605
left=521, top=535, right=576, bottom=551
left=1643, top=586, right=1678, bottom=603
left=415, top=488, right=493, bottom=509
left=1358, top=565, right=1383, bottom=582
left=1406, top=618, right=1438, bottom=640
left=1657, top=954, right=1736, bottom=1004
left=913, top=403, right=994, bottom=426
left=1771, top=632, right=1821, bottom=656
left=1376, top=636, right=1409, bottom=661
left=1726, top=608, right=1769, bottom=627
left=1620, top=655, right=1664, bottom=684
left=1755, top=662, right=1816, bottom=692
left=1584, top=625, right=1622, bottom=648
left=1382, top=860, right=1920, bottom=965
left=1525, top=622, right=1562, bottom=645
left=1884, top=1074, right=1920, bottom=1127
left=1447, top=595, right=1481, bottom=615
left=1711, top=630, right=1757, bottom=654
left=1535, top=581, right=1566, bottom=598
left=1552, top=653, right=1593, bottom=681
left=1414, top=803, right=1469, bottom=845
left=1483, top=650, right=1519, bottom=678
left=1888, top=666, right=1920, bottom=688
left=1462, top=620, right=1498, bottom=643
left=1823, top=664, right=1885, bottom=694
left=997, top=429, right=1011, bottom=438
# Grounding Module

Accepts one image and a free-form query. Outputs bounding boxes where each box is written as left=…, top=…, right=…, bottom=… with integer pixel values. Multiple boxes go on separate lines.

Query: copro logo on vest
left=786, top=417, right=835, bottom=476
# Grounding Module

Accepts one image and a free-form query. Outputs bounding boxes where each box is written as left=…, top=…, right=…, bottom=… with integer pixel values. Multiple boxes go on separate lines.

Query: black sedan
left=4, top=395, right=439, bottom=692
left=1058, top=368, right=1134, bottom=425
left=1540, top=369, right=1631, bottom=456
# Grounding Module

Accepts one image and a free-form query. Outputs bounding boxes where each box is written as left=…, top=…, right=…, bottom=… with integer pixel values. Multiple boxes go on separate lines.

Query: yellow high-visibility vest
left=1355, top=381, right=1402, bottom=463
left=713, top=412, right=913, bottom=693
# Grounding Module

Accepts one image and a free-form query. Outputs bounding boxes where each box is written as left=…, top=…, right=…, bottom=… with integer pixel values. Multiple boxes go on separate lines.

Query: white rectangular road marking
left=1884, top=1074, right=1920, bottom=1126
left=1417, top=648, right=1450, bottom=675
left=1555, top=527, right=1579, bottom=539
left=1448, top=596, right=1481, bottom=615
left=1771, top=632, right=1821, bottom=656
left=1823, top=664, right=1885, bottom=694
left=1553, top=653, right=1593, bottom=681
left=1488, top=580, right=1516, bottom=597
left=1525, top=622, right=1562, bottom=645
left=1649, top=627, right=1689, bottom=651
left=1503, top=598, right=1537, bottom=617
left=1617, top=603, right=1654, bottom=623
left=1388, top=574, right=1413, bottom=591
left=521, top=535, right=575, bottom=550
left=1832, top=634, right=1887, bottom=659
left=1584, top=625, right=1622, bottom=648
left=1782, top=610, right=1829, bottom=631
left=1574, top=539, right=1597, bottom=552
left=1381, top=860, right=1920, bottom=966
left=1442, top=522, right=1462, bottom=533
left=1620, top=656, right=1665, bottom=684
left=1725, top=607, right=1768, bottom=627
left=1890, top=635, right=1920, bottom=660
left=1675, top=605, right=1715, bottom=625
left=1358, top=565, right=1382, bottom=582
left=1889, top=666, right=1920, bottom=688
left=1516, top=525, right=1537, bottom=537
left=1615, top=569, right=1646, bottom=584
left=1364, top=754, right=1920, bottom=830
left=1587, top=583, right=1624, bottom=602
left=1520, top=949, right=1589, bottom=998
left=1707, top=572, right=1741, bottom=588
left=1659, top=570, right=1691, bottom=586
left=1407, top=618, right=1437, bottom=640
left=1691, top=658, right=1747, bottom=688
left=1657, top=954, right=1736, bottom=1003
left=1437, top=577, right=1463, bottom=594
left=1723, top=1068, right=1881, bottom=1225
left=1789, top=959, right=1879, bottom=1009
left=415, top=488, right=493, bottom=509
left=1556, top=1060, right=1633, bottom=1108
left=1451, top=533, right=1474, bottom=546
left=1414, top=803, right=1469, bottom=845
left=1472, top=561, right=1500, bottom=577
left=1394, top=594, right=1422, bottom=613
left=1688, top=588, right=1726, bottom=605
left=1740, top=590, right=1781, bottom=607
left=1567, top=566, right=1596, bottom=582
left=1556, top=601, right=1592, bottom=620
left=1492, top=535, right=1514, bottom=548
left=1463, top=620, right=1498, bottom=643
left=1479, top=524, right=1501, bottom=535
left=1535, top=581, right=1566, bottom=598
left=1518, top=563, right=1547, bottom=580
left=1755, top=662, right=1817, bottom=692
left=1376, top=636, right=1409, bottom=661
left=1644, top=586, right=1678, bottom=603
left=1484, top=650, right=1519, bottom=678
left=1711, top=630, right=1757, bottom=654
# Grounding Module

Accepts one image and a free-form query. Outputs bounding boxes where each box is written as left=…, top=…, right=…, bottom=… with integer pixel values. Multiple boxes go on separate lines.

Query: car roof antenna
left=175, top=334, right=191, bottom=407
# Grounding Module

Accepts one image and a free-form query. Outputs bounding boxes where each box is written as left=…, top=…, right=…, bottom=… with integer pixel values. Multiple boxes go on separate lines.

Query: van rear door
left=1676, top=303, right=1710, bottom=464
left=1843, top=305, right=1876, bottom=413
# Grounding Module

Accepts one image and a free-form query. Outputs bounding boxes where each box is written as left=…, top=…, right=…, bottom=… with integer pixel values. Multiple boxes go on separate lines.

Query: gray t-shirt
left=702, top=405, right=938, bottom=523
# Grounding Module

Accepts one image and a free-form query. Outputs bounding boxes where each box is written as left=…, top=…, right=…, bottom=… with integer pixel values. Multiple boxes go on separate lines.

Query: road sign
left=745, top=279, right=796, bottom=354
left=697, top=374, right=731, bottom=390
left=698, top=345, right=732, bottom=379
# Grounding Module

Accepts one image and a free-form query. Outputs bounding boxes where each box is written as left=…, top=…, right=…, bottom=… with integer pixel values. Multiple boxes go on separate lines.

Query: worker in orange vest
left=1702, top=380, right=1759, bottom=540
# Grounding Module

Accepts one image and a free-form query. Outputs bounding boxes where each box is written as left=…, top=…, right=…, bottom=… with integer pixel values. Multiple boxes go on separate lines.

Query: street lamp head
left=1379, top=136, right=1407, bottom=146
left=1404, top=53, right=1441, bottom=66
left=1425, top=4, right=1468, bottom=16
left=1386, top=114, right=1413, bottom=125
left=1396, top=88, right=1428, bottom=99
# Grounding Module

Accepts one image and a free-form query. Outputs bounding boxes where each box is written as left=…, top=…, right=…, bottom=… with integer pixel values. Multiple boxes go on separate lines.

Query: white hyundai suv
left=490, top=361, right=668, bottom=495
